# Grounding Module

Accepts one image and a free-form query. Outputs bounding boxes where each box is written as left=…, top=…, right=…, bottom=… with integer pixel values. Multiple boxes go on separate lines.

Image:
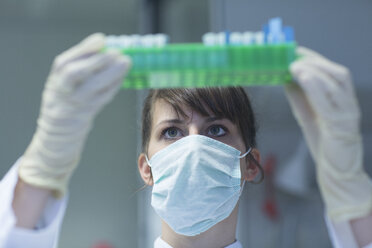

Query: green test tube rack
left=117, top=42, right=296, bottom=89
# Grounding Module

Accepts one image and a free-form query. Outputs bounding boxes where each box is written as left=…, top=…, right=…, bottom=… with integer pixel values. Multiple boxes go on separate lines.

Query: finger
left=295, top=57, right=352, bottom=90
left=284, top=83, right=316, bottom=124
left=284, top=84, right=320, bottom=158
left=81, top=77, right=123, bottom=112
left=291, top=59, right=339, bottom=94
left=295, top=47, right=353, bottom=90
left=291, top=59, right=351, bottom=103
left=291, top=62, right=348, bottom=118
left=297, top=46, right=326, bottom=59
left=88, top=57, right=131, bottom=107
left=75, top=55, right=131, bottom=101
left=53, top=33, right=106, bottom=71
left=56, top=50, right=123, bottom=91
left=299, top=58, right=359, bottom=114
left=93, top=78, right=123, bottom=108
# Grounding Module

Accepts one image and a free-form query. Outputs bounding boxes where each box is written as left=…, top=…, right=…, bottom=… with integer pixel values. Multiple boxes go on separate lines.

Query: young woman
left=0, top=33, right=371, bottom=248
left=138, top=87, right=262, bottom=248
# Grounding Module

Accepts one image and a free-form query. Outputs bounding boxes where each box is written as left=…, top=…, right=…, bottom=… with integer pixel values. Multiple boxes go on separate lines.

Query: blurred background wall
left=0, top=0, right=371, bottom=247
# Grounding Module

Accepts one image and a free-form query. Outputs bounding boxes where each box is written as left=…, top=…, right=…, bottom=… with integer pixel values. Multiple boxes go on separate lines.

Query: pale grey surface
left=0, top=1, right=140, bottom=247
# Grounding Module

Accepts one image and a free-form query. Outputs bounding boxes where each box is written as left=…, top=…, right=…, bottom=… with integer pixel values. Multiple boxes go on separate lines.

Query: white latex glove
left=285, top=46, right=372, bottom=222
left=18, top=33, right=131, bottom=197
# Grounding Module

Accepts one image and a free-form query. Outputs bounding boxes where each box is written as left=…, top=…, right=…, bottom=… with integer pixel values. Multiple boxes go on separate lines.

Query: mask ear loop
left=238, top=147, right=265, bottom=185
left=238, top=147, right=252, bottom=158
left=238, top=147, right=251, bottom=194
left=239, top=180, right=246, bottom=195
left=145, top=155, right=152, bottom=167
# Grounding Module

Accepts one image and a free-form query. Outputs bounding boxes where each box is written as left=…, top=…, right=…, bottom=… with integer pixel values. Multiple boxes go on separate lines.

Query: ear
left=138, top=153, right=153, bottom=186
left=242, top=148, right=261, bottom=182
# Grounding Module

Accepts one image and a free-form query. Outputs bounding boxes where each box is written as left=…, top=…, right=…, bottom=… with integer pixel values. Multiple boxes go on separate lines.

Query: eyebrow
left=205, top=116, right=225, bottom=123
left=157, top=119, right=185, bottom=126
left=156, top=116, right=226, bottom=127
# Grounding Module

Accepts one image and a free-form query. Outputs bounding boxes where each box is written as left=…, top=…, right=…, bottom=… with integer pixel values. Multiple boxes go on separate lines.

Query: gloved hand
left=18, top=33, right=131, bottom=197
left=285, top=46, right=372, bottom=222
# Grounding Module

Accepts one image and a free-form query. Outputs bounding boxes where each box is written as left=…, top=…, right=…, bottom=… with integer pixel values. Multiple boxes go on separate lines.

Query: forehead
left=152, top=99, right=178, bottom=123
left=152, top=99, right=212, bottom=125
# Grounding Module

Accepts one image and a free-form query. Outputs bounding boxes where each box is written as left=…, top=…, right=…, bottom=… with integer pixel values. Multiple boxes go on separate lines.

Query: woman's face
left=138, top=99, right=259, bottom=185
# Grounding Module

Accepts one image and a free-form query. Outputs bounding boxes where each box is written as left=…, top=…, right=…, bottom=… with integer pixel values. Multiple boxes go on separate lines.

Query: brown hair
left=141, top=87, right=264, bottom=183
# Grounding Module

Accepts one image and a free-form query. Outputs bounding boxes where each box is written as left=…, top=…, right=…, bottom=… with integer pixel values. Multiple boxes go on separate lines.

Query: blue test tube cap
left=268, top=17, right=284, bottom=44
left=263, top=24, right=269, bottom=44
left=283, top=26, right=295, bottom=42
left=225, top=31, right=231, bottom=45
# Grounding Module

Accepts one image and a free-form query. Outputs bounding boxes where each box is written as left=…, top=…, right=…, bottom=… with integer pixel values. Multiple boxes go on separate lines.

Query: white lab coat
left=0, top=158, right=371, bottom=248
left=154, top=237, right=242, bottom=248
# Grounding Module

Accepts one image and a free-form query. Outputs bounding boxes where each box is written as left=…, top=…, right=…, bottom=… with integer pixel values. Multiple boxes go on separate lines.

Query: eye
left=162, top=127, right=182, bottom=139
left=208, top=125, right=227, bottom=137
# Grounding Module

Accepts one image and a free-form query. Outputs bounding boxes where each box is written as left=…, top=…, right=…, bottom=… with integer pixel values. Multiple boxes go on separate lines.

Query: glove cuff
left=18, top=125, right=88, bottom=197
left=318, top=168, right=372, bottom=222
left=327, top=190, right=372, bottom=222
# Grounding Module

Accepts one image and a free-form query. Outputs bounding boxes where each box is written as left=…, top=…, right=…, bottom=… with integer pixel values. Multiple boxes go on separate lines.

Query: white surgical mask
left=146, top=135, right=251, bottom=236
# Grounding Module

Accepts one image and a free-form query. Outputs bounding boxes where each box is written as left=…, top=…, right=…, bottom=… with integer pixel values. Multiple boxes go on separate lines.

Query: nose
left=188, top=125, right=201, bottom=136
